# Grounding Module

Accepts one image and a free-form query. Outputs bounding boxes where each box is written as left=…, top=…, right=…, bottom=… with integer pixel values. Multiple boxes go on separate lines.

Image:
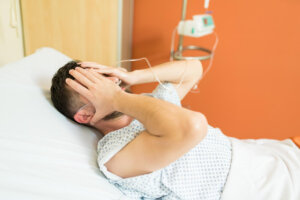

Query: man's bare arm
left=114, top=91, right=206, bottom=138
left=67, top=68, right=208, bottom=177
left=80, top=60, right=203, bottom=100
left=129, top=60, right=203, bottom=100
left=107, top=88, right=208, bottom=177
left=68, top=67, right=207, bottom=138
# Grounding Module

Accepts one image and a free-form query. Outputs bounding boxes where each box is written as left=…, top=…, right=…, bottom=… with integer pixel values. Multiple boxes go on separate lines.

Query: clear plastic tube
left=114, top=27, right=218, bottom=93
left=190, top=32, right=219, bottom=93
left=169, top=25, right=219, bottom=93
left=114, top=57, right=187, bottom=91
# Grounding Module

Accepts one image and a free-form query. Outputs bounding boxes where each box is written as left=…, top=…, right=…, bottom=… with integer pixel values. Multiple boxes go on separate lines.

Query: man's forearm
left=129, top=60, right=202, bottom=86
left=114, top=90, right=206, bottom=138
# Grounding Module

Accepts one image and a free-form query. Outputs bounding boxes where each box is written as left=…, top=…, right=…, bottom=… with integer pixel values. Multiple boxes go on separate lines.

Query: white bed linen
left=221, top=138, right=300, bottom=200
left=0, top=48, right=129, bottom=200
left=1, top=47, right=299, bottom=200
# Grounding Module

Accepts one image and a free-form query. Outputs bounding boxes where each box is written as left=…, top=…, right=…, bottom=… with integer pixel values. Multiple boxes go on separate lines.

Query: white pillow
left=0, top=47, right=128, bottom=200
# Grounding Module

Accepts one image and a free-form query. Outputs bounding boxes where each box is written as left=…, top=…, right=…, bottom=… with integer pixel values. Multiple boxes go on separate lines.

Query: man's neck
left=99, top=127, right=115, bottom=136
left=93, top=115, right=134, bottom=136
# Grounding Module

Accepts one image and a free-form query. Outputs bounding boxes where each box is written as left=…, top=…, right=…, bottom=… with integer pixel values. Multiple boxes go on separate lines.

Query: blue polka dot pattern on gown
left=97, top=82, right=232, bottom=200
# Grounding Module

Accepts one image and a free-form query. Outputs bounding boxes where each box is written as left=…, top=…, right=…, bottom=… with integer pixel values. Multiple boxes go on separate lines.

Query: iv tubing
left=115, top=57, right=188, bottom=91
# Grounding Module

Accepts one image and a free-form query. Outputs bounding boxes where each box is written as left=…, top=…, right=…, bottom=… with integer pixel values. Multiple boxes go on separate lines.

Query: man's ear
left=73, top=108, right=94, bottom=124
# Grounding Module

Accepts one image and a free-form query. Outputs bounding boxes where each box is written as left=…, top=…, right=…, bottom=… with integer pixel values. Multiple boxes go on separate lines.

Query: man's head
left=50, top=61, right=133, bottom=134
left=51, top=61, right=85, bottom=122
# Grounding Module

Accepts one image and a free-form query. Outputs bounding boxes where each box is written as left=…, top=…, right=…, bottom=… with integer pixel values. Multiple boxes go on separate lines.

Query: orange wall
left=131, top=0, right=300, bottom=139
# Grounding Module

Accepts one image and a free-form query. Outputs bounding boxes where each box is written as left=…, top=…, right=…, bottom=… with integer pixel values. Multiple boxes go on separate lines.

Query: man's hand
left=79, top=62, right=136, bottom=89
left=66, top=67, right=123, bottom=125
left=79, top=60, right=203, bottom=101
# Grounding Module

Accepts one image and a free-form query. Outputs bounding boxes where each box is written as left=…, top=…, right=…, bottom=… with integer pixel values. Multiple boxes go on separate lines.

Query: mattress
left=0, top=48, right=130, bottom=200
left=221, top=137, right=300, bottom=200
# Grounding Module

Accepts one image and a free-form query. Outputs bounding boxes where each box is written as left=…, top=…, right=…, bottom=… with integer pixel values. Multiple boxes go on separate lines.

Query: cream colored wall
left=21, top=0, right=133, bottom=68
left=0, top=0, right=133, bottom=68
left=0, top=0, right=24, bottom=66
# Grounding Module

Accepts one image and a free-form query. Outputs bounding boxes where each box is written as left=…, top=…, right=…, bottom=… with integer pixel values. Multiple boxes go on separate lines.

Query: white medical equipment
left=171, top=0, right=219, bottom=91
left=177, top=14, right=215, bottom=38
left=171, top=0, right=217, bottom=61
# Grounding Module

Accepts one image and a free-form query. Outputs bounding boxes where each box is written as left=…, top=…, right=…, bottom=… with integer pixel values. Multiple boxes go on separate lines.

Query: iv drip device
left=115, top=0, right=218, bottom=92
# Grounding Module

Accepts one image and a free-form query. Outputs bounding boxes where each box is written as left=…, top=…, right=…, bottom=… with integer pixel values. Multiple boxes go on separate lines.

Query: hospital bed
left=0, top=48, right=130, bottom=200
left=0, top=48, right=299, bottom=200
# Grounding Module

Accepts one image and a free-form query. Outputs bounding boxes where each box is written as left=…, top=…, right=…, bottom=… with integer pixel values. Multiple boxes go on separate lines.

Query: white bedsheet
left=0, top=48, right=129, bottom=200
left=1, top=47, right=299, bottom=200
left=221, top=138, right=300, bottom=200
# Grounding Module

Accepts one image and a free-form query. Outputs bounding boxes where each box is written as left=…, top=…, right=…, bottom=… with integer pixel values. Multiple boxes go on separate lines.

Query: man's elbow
left=189, top=113, right=208, bottom=141
left=190, top=60, right=203, bottom=79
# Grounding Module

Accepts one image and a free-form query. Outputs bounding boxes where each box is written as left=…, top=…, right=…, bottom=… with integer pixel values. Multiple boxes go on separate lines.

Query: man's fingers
left=93, top=68, right=116, bottom=76
left=79, top=62, right=109, bottom=69
left=94, top=67, right=126, bottom=74
left=69, top=69, right=95, bottom=88
left=75, top=67, right=100, bottom=83
left=65, top=78, right=92, bottom=100
left=93, top=68, right=126, bottom=79
left=119, top=67, right=128, bottom=72
left=89, top=69, right=108, bottom=81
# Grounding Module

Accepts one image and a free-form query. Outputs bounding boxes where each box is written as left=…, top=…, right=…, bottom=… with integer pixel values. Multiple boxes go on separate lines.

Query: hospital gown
left=97, top=82, right=232, bottom=200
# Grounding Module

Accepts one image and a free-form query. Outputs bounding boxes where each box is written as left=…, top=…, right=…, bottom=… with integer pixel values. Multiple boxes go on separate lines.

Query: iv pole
left=172, top=0, right=212, bottom=61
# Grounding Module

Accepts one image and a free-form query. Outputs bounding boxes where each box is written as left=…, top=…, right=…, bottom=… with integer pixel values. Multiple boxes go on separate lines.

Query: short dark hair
left=50, top=61, right=85, bottom=122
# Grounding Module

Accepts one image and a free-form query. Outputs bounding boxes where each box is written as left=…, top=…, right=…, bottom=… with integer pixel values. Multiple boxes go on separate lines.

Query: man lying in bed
left=50, top=60, right=300, bottom=200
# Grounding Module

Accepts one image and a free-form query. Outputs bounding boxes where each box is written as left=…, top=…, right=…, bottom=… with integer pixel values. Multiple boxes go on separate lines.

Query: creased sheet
left=221, top=138, right=300, bottom=200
